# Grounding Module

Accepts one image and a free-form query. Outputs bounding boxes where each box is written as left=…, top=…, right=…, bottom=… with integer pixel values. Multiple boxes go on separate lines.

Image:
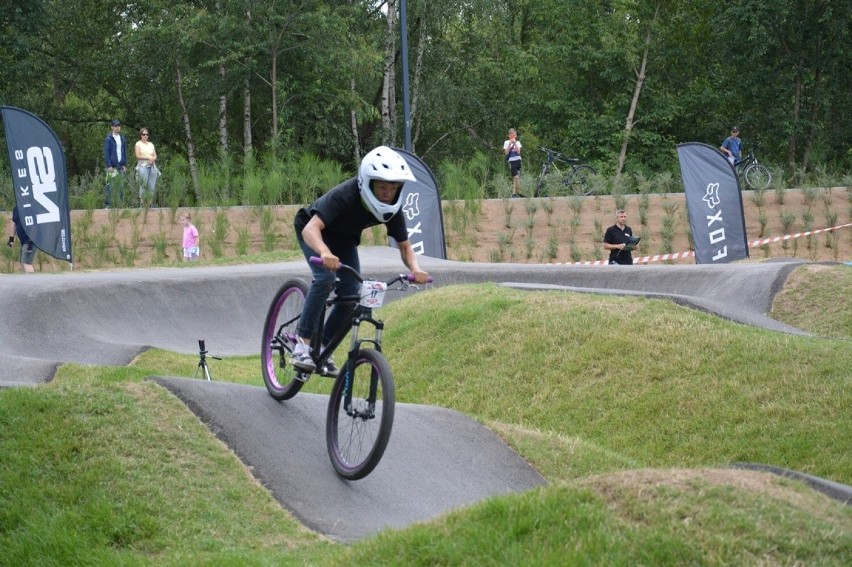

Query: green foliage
left=3, top=0, right=851, bottom=193
left=152, top=232, right=169, bottom=262
left=437, top=154, right=493, bottom=200
left=259, top=207, right=278, bottom=252
left=207, top=208, right=230, bottom=258
left=235, top=226, right=251, bottom=256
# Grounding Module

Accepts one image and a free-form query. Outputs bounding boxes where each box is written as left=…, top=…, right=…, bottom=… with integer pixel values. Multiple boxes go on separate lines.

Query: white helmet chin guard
left=358, top=146, right=416, bottom=222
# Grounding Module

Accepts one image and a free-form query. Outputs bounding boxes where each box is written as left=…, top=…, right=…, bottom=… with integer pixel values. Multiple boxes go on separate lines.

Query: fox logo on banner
left=390, top=148, right=446, bottom=259
left=2, top=106, right=73, bottom=265
left=677, top=142, right=748, bottom=264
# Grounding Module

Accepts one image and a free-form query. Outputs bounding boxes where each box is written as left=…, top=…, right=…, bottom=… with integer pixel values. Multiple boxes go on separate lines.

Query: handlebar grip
left=309, top=256, right=324, bottom=265
left=406, top=274, right=434, bottom=283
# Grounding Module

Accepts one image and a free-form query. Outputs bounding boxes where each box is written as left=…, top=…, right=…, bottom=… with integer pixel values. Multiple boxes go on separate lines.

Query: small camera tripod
left=194, top=339, right=222, bottom=381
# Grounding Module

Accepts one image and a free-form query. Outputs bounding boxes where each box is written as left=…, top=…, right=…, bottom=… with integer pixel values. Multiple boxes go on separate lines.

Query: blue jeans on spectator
left=296, top=238, right=360, bottom=347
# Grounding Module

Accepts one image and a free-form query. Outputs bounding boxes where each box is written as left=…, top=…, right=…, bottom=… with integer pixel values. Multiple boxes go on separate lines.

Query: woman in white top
left=135, top=128, right=159, bottom=206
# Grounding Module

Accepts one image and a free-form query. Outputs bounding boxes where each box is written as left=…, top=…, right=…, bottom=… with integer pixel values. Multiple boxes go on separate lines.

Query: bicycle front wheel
left=567, top=165, right=596, bottom=196
left=534, top=163, right=550, bottom=197
left=326, top=348, right=395, bottom=480
left=744, top=163, right=771, bottom=190
left=536, top=165, right=571, bottom=198
left=261, top=279, right=308, bottom=400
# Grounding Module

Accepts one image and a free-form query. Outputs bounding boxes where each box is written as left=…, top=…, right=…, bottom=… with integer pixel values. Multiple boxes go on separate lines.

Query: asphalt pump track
left=1, top=248, right=848, bottom=540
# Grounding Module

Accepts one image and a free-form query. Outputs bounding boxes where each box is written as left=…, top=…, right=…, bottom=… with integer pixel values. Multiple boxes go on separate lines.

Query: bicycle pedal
left=294, top=371, right=312, bottom=383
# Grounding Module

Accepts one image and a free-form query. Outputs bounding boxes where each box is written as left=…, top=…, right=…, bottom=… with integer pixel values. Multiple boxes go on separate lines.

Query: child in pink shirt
left=181, top=213, right=200, bottom=261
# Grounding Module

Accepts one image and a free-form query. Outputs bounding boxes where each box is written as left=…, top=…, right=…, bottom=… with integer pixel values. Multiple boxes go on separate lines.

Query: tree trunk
left=786, top=61, right=803, bottom=168
left=410, top=11, right=427, bottom=152
left=219, top=63, right=228, bottom=153
left=270, top=49, right=279, bottom=141
left=801, top=63, right=822, bottom=172
left=350, top=77, right=361, bottom=164
left=175, top=64, right=201, bottom=202
left=243, top=78, right=252, bottom=155
left=616, top=4, right=657, bottom=178
left=381, top=0, right=397, bottom=146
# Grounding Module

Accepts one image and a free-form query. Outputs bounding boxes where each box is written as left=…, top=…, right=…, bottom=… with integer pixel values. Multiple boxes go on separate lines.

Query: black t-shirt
left=603, top=223, right=634, bottom=265
left=294, top=177, right=408, bottom=249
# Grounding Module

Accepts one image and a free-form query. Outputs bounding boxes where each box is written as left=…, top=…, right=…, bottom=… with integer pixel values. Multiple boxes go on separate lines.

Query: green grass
left=1, top=266, right=851, bottom=564
left=770, top=264, right=852, bottom=339
left=0, top=367, right=333, bottom=565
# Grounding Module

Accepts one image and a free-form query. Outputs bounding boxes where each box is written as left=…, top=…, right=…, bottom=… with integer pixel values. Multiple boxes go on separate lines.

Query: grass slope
left=1, top=265, right=850, bottom=565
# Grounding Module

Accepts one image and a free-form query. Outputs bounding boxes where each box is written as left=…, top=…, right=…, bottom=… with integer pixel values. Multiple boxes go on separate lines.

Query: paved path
left=0, top=249, right=810, bottom=387
left=3, top=249, right=834, bottom=539
left=153, top=377, right=546, bottom=542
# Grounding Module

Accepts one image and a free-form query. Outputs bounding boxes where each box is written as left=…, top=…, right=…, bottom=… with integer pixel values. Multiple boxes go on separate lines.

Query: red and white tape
left=548, top=222, right=852, bottom=266
left=747, top=222, right=852, bottom=248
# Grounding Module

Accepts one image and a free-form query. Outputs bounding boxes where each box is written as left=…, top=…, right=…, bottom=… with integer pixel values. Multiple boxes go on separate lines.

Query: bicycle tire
left=326, top=348, right=395, bottom=480
left=567, top=164, right=596, bottom=196
left=261, top=279, right=309, bottom=400
left=535, top=164, right=570, bottom=198
left=744, top=163, right=771, bottom=190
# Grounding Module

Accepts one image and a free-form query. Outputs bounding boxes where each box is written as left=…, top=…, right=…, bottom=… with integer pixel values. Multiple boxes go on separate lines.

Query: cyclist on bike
left=720, top=126, right=743, bottom=166
left=291, top=146, right=430, bottom=376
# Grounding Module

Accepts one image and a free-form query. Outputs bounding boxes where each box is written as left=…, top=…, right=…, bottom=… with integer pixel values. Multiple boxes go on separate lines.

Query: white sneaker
left=291, top=343, right=316, bottom=373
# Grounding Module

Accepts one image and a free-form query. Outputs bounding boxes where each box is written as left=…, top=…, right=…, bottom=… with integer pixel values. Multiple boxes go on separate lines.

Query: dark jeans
left=296, top=238, right=360, bottom=347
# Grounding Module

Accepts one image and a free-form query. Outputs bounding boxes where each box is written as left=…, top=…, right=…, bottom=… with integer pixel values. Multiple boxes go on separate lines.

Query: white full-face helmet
left=357, top=146, right=416, bottom=222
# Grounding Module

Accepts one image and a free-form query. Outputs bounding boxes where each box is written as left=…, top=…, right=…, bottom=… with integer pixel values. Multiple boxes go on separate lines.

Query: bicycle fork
left=341, top=316, right=382, bottom=420
left=340, top=364, right=379, bottom=420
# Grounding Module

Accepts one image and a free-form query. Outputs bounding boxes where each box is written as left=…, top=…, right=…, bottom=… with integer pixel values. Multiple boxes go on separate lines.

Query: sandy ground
left=3, top=188, right=850, bottom=272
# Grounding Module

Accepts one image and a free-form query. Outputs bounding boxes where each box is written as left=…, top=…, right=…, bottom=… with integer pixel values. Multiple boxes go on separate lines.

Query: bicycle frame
left=535, top=147, right=596, bottom=197
left=736, top=151, right=754, bottom=172
left=314, top=294, right=384, bottom=373
left=540, top=148, right=578, bottom=174
left=302, top=261, right=422, bottom=375
left=261, top=259, right=431, bottom=479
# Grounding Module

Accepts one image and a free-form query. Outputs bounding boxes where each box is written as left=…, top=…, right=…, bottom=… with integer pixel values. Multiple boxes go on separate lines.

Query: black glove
left=7, top=236, right=13, bottom=248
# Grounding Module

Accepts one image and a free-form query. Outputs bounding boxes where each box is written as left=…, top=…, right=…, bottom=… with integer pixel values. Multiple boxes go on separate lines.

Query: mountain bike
left=736, top=148, right=772, bottom=190
left=535, top=147, right=597, bottom=197
left=260, top=258, right=431, bottom=480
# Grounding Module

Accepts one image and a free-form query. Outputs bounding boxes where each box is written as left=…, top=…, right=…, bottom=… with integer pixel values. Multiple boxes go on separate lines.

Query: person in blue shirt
left=7, top=206, right=36, bottom=272
left=720, top=126, right=743, bottom=166
left=104, top=119, right=128, bottom=208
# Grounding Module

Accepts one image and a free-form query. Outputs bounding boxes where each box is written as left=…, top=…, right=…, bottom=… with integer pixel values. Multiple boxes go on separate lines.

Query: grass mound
left=1, top=265, right=850, bottom=564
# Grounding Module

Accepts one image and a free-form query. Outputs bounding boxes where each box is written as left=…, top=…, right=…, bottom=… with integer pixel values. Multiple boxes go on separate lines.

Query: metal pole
left=399, top=0, right=412, bottom=151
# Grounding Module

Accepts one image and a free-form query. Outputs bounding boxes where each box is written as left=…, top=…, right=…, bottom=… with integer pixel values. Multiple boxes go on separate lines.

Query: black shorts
left=509, top=160, right=522, bottom=177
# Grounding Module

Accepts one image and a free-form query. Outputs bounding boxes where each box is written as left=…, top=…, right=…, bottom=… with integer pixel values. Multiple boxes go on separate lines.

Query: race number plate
left=360, top=280, right=387, bottom=308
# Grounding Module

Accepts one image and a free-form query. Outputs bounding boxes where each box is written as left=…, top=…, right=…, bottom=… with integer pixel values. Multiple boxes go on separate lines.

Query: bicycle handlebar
left=309, top=256, right=433, bottom=284
left=539, top=147, right=578, bottom=163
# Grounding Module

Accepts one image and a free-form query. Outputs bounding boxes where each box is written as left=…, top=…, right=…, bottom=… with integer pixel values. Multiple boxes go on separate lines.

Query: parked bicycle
left=261, top=258, right=431, bottom=480
left=535, top=147, right=597, bottom=197
left=736, top=148, right=772, bottom=190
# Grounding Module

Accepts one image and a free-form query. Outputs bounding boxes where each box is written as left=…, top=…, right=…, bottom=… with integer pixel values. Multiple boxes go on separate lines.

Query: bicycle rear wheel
left=567, top=165, right=596, bottom=196
left=261, top=279, right=308, bottom=400
left=744, top=163, right=771, bottom=190
left=326, top=348, right=395, bottom=480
